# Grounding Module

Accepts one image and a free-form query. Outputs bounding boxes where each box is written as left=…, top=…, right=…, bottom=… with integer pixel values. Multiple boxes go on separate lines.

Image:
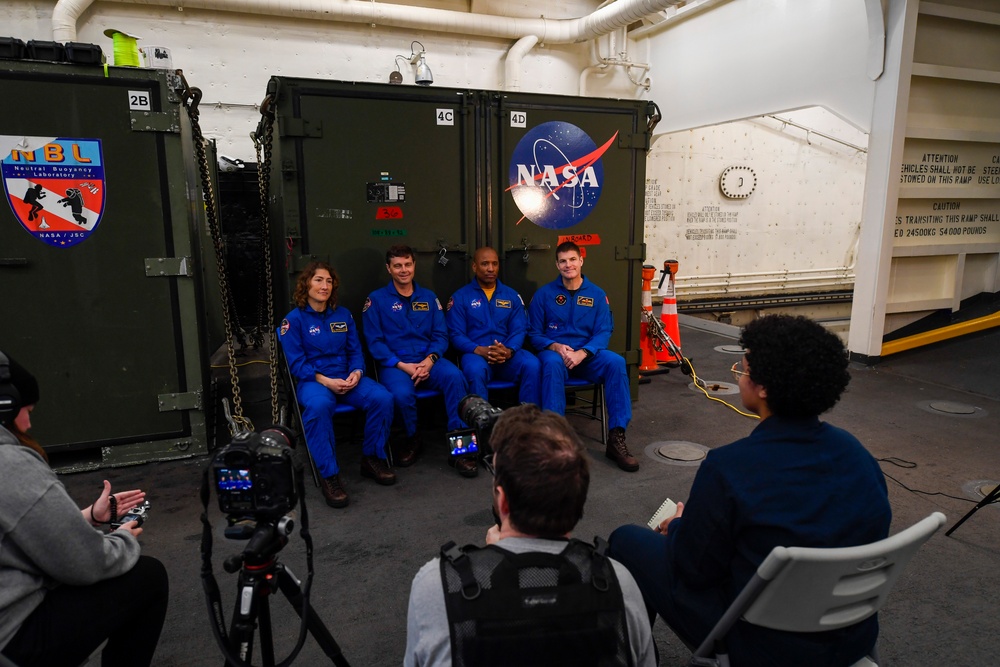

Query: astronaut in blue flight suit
left=447, top=247, right=540, bottom=407
left=527, top=241, right=639, bottom=472
left=362, top=245, right=474, bottom=477
left=278, top=262, right=396, bottom=509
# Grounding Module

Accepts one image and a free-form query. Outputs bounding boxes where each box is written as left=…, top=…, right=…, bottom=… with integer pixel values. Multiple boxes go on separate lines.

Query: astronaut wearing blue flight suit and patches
left=447, top=247, right=540, bottom=407
left=527, top=241, right=639, bottom=472
left=278, top=262, right=396, bottom=509
left=362, top=245, right=474, bottom=477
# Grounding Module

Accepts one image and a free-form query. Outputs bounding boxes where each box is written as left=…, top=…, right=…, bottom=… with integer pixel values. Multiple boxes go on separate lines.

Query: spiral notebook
left=647, top=498, right=677, bottom=530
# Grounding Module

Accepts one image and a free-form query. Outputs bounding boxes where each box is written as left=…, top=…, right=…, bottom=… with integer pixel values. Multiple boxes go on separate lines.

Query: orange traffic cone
left=639, top=265, right=658, bottom=372
left=656, top=259, right=682, bottom=365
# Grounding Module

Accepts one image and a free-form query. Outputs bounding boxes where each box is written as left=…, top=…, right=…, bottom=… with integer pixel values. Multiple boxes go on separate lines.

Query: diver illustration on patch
left=2, top=136, right=106, bottom=248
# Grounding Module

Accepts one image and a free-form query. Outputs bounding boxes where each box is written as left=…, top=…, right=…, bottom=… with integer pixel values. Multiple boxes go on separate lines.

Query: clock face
left=720, top=166, right=757, bottom=199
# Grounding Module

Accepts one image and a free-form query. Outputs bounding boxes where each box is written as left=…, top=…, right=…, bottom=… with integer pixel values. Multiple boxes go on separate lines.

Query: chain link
left=254, top=98, right=281, bottom=425
left=179, top=78, right=253, bottom=435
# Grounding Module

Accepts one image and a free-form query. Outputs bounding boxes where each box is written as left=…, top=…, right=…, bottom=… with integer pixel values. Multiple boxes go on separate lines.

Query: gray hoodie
left=0, top=425, right=140, bottom=650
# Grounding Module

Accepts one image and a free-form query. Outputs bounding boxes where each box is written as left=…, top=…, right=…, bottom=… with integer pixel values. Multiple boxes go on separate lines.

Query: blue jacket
left=278, top=304, right=364, bottom=382
left=662, top=415, right=891, bottom=664
left=363, top=282, right=448, bottom=368
left=527, top=276, right=613, bottom=354
left=446, top=279, right=528, bottom=354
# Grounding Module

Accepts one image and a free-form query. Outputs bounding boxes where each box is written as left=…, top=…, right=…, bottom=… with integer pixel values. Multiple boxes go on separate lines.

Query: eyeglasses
left=731, top=362, right=749, bottom=383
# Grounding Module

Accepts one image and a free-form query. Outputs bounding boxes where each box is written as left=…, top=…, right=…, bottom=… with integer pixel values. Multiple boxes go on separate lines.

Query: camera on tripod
left=211, top=426, right=297, bottom=520
left=458, top=394, right=504, bottom=457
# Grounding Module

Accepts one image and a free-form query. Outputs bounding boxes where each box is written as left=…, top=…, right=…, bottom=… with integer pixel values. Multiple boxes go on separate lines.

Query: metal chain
left=253, top=97, right=281, bottom=424
left=178, top=76, right=253, bottom=435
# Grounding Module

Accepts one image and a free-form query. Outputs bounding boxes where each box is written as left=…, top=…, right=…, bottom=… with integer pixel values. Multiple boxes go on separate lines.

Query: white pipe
left=54, top=0, right=687, bottom=44
left=504, top=35, right=539, bottom=92
left=51, top=0, right=94, bottom=42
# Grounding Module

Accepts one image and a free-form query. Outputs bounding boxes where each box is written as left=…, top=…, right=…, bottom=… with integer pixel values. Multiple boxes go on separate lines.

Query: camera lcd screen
left=216, top=468, right=252, bottom=491
left=449, top=433, right=478, bottom=457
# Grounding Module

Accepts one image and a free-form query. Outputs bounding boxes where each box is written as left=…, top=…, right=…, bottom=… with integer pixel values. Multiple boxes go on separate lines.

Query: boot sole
left=324, top=495, right=349, bottom=508
left=361, top=468, right=398, bottom=486
left=606, top=450, right=640, bottom=472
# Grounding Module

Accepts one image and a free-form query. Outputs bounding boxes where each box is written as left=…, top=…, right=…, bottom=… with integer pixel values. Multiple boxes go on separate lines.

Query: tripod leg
left=257, top=595, right=276, bottom=667
left=946, top=483, right=1000, bottom=536
left=275, top=566, right=351, bottom=667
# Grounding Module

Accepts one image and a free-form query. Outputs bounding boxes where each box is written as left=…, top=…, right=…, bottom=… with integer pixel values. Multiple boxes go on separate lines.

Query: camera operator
left=403, top=404, right=654, bottom=666
left=0, top=354, right=168, bottom=667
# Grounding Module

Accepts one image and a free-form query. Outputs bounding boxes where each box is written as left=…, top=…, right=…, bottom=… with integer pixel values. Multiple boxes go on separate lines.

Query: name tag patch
left=330, top=322, right=348, bottom=333
left=577, top=296, right=594, bottom=307
left=412, top=301, right=430, bottom=311
left=495, top=299, right=511, bottom=309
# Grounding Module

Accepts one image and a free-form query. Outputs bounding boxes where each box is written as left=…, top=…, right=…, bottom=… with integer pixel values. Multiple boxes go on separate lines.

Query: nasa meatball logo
left=508, top=121, right=616, bottom=230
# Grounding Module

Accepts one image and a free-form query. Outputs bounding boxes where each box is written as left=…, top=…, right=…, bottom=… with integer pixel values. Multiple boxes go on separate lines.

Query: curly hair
left=490, top=404, right=589, bottom=537
left=739, top=315, right=850, bottom=418
left=292, top=261, right=339, bottom=309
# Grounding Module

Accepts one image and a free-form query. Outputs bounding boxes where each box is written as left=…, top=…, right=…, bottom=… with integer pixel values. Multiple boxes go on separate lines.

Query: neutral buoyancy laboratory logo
left=2, top=136, right=106, bottom=248
left=507, top=121, right=617, bottom=230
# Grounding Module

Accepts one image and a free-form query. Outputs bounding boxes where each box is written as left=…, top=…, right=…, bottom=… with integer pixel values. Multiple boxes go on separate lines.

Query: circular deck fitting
left=961, top=480, right=1000, bottom=503
left=917, top=400, right=987, bottom=419
left=689, top=380, right=739, bottom=396
left=645, top=440, right=708, bottom=467
left=714, top=345, right=745, bottom=355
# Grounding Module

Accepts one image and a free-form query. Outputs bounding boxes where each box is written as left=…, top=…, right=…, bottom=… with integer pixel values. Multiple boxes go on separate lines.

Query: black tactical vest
left=439, top=537, right=633, bottom=667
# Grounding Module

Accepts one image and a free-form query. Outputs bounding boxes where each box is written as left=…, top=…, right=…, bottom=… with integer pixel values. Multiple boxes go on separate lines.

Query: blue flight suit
left=446, top=279, right=540, bottom=406
left=362, top=282, right=467, bottom=433
left=278, top=304, right=392, bottom=477
left=527, top=276, right=631, bottom=430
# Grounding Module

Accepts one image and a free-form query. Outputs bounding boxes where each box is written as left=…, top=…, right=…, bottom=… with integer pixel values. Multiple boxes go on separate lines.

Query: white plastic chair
left=690, top=512, right=947, bottom=667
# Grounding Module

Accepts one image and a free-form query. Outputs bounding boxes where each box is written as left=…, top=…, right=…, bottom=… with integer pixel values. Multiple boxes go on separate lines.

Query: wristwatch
left=429, top=353, right=440, bottom=363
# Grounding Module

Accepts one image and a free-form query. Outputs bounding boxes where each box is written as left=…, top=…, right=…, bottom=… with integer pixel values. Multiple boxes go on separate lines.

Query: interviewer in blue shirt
left=608, top=315, right=892, bottom=667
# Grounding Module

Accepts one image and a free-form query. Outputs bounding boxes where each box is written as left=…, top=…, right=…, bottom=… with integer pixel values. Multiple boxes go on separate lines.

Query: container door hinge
left=618, top=133, right=650, bottom=150
left=282, top=118, right=323, bottom=138
left=158, top=390, right=203, bottom=412
left=145, top=257, right=193, bottom=277
left=130, top=110, right=181, bottom=133
left=615, top=244, right=646, bottom=260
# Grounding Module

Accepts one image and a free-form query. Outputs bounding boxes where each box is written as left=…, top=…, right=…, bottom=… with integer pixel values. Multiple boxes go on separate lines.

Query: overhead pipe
left=504, top=35, right=539, bottom=92
left=53, top=0, right=688, bottom=44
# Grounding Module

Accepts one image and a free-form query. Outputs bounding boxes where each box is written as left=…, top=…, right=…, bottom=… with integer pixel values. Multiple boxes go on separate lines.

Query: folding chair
left=486, top=379, right=517, bottom=408
left=690, top=512, right=947, bottom=667
left=564, top=377, right=607, bottom=444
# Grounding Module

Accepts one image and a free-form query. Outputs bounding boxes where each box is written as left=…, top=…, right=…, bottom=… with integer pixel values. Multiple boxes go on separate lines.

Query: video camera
left=211, top=426, right=297, bottom=521
left=458, top=394, right=504, bottom=457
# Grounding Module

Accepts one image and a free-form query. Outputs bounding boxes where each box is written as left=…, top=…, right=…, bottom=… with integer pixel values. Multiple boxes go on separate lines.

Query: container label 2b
left=1, top=136, right=106, bottom=248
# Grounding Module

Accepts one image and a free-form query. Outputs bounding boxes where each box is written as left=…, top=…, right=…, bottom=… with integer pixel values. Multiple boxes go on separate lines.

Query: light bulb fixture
left=409, top=40, right=433, bottom=86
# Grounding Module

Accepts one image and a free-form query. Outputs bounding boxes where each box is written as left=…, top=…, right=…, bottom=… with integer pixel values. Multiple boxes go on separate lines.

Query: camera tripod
left=224, top=520, right=349, bottom=667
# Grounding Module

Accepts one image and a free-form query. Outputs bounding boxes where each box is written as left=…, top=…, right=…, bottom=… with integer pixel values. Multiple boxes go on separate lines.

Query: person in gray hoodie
left=0, top=353, right=168, bottom=667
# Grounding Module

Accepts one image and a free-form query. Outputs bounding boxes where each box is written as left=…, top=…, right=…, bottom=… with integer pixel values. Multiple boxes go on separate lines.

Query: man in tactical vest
left=403, top=404, right=654, bottom=667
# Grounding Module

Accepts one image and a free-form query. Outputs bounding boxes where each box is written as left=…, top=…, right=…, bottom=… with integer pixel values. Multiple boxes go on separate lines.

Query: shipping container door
left=0, top=66, right=196, bottom=452
left=271, top=80, right=480, bottom=318
left=490, top=94, right=648, bottom=357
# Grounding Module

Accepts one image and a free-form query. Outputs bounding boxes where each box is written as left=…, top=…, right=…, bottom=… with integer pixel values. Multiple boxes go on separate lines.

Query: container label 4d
left=2, top=136, right=105, bottom=248
left=508, top=121, right=616, bottom=230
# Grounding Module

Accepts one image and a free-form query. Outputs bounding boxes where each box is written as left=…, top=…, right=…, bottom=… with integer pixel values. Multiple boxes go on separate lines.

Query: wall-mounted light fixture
left=388, top=41, right=433, bottom=86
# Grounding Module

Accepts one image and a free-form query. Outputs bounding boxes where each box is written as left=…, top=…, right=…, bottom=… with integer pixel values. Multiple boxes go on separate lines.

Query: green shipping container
left=264, top=78, right=653, bottom=393
left=0, top=60, right=214, bottom=468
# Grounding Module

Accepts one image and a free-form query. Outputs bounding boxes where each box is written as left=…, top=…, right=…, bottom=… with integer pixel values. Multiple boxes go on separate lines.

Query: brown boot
left=392, top=434, right=421, bottom=467
left=449, top=455, right=478, bottom=478
left=361, top=455, right=397, bottom=486
left=606, top=427, right=639, bottom=472
left=320, top=474, right=349, bottom=508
